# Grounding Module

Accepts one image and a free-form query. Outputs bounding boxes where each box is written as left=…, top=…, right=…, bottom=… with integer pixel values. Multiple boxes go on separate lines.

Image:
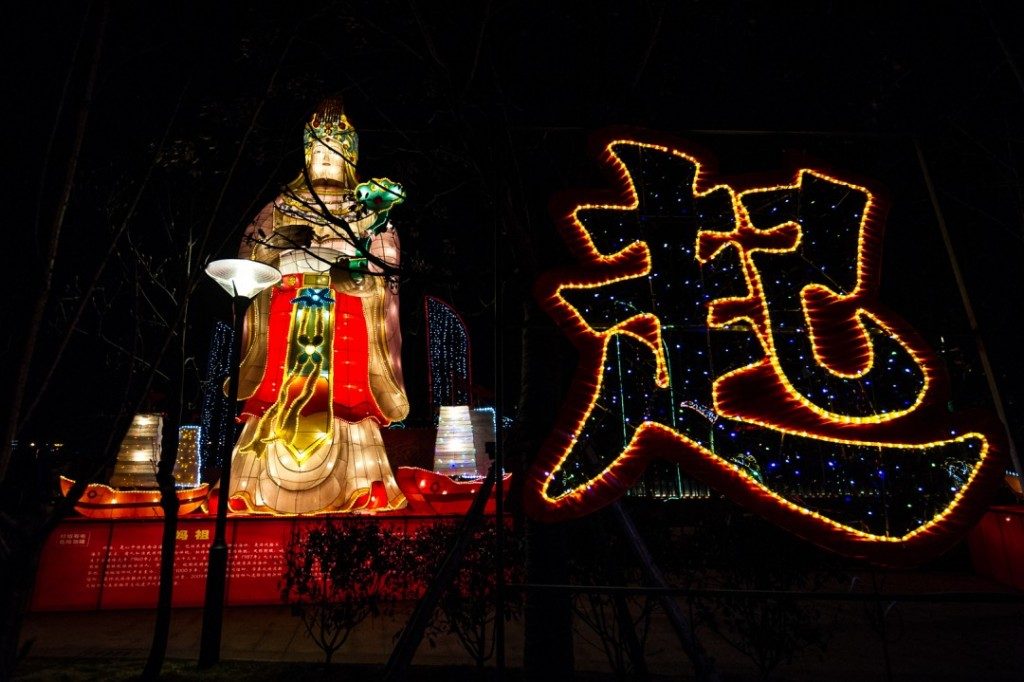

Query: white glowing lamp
left=205, top=259, right=281, bottom=299
left=201, top=256, right=281, bottom=667
left=109, top=412, right=164, bottom=488
left=434, top=405, right=479, bottom=477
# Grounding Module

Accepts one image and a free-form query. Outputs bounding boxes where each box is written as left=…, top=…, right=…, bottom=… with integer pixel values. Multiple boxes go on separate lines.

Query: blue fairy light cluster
left=552, top=143, right=982, bottom=537
left=426, top=297, right=471, bottom=409
left=741, top=181, right=924, bottom=417
left=199, top=321, right=234, bottom=475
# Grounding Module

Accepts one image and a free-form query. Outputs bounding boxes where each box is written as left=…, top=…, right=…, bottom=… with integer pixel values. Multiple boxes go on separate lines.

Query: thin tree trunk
left=142, top=415, right=182, bottom=679
left=610, top=502, right=719, bottom=682
left=0, top=0, right=108, bottom=483
left=20, top=79, right=191, bottom=430
left=515, top=303, right=575, bottom=680
left=0, top=516, right=46, bottom=677
left=1, top=15, right=288, bottom=680
left=0, top=6, right=108, bottom=678
left=611, top=592, right=649, bottom=679
left=383, top=466, right=497, bottom=680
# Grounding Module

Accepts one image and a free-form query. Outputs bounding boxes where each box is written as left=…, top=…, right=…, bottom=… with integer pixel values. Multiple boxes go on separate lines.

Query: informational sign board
left=32, top=516, right=430, bottom=611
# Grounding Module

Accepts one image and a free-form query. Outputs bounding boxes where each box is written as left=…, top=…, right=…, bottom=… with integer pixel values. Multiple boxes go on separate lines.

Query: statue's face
left=306, top=139, right=348, bottom=183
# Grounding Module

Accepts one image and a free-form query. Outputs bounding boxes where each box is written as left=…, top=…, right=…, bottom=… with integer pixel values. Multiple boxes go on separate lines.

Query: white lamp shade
left=205, top=259, right=281, bottom=298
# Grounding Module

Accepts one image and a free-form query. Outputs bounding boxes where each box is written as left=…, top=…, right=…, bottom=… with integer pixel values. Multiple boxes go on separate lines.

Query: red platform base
left=35, top=468, right=511, bottom=611
left=968, top=505, right=1024, bottom=591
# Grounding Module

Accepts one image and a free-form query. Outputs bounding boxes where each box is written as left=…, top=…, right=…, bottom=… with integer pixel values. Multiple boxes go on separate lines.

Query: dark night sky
left=3, top=1, right=1023, bottom=458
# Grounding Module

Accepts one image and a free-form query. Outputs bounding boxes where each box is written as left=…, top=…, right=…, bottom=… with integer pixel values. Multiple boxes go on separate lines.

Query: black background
left=3, top=1, right=1022, bottom=463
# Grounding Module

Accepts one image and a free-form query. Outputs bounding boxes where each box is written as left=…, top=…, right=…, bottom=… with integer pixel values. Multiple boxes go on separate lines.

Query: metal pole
left=494, top=280, right=506, bottom=678
left=198, top=294, right=247, bottom=668
left=383, top=466, right=497, bottom=680
left=914, top=138, right=1023, bottom=482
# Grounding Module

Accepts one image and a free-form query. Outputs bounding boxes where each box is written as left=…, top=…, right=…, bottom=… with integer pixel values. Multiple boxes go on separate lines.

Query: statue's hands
left=251, top=225, right=314, bottom=264
left=266, top=224, right=314, bottom=248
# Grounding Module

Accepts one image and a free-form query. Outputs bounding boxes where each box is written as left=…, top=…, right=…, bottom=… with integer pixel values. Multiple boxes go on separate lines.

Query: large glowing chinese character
left=524, top=134, right=1005, bottom=564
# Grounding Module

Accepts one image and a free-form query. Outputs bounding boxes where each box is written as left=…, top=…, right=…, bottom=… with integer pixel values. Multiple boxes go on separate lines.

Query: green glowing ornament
left=355, top=178, right=405, bottom=235
left=345, top=256, right=369, bottom=284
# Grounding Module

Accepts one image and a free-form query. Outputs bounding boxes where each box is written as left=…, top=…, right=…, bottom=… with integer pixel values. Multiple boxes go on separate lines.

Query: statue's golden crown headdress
left=304, top=97, right=358, bottom=165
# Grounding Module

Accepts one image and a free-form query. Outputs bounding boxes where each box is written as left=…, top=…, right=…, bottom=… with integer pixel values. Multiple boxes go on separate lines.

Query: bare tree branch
left=1, top=1, right=108, bottom=482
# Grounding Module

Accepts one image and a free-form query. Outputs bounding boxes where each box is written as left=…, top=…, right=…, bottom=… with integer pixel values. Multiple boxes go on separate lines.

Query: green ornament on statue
left=346, top=256, right=369, bottom=284
left=355, top=178, right=405, bottom=235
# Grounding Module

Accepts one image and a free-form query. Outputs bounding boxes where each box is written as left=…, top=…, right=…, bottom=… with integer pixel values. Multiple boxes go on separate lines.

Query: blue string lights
left=199, top=321, right=234, bottom=477
left=425, top=296, right=472, bottom=410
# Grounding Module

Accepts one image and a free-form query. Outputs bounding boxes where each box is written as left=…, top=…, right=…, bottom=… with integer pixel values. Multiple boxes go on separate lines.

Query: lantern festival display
left=227, top=99, right=410, bottom=514
left=60, top=413, right=210, bottom=519
left=426, top=296, right=491, bottom=478
left=426, top=295, right=472, bottom=409
left=470, top=407, right=497, bottom=475
left=108, top=413, right=164, bottom=488
left=525, top=132, right=1005, bottom=565
left=433, top=405, right=478, bottom=477
left=173, top=424, right=203, bottom=488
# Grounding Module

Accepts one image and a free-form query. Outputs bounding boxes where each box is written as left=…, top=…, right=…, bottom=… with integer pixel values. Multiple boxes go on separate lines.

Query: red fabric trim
left=331, top=292, right=384, bottom=423
left=241, top=281, right=385, bottom=424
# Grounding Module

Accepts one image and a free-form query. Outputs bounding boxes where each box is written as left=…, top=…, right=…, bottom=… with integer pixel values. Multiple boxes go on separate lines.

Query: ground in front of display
left=15, top=569, right=1024, bottom=681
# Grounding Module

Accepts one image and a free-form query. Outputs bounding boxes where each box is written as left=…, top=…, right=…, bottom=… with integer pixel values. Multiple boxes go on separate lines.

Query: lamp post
left=198, top=258, right=280, bottom=668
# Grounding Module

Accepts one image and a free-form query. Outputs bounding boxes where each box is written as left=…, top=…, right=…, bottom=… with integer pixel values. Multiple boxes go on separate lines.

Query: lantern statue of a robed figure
left=227, top=99, right=409, bottom=514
